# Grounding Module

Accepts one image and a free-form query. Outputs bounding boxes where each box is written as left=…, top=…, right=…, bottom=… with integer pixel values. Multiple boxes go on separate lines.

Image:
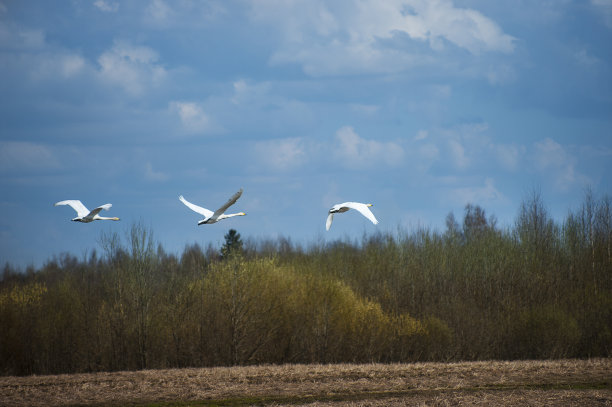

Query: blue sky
left=1, top=0, right=611, bottom=268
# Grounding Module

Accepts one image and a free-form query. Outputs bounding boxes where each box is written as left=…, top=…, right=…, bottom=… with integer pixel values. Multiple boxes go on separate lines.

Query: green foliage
left=507, top=306, right=580, bottom=359
left=221, top=229, right=243, bottom=258
left=0, top=190, right=611, bottom=375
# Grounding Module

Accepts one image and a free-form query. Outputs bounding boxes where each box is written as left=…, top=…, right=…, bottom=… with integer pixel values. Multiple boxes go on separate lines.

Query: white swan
left=54, top=200, right=120, bottom=223
left=179, top=188, right=245, bottom=225
left=326, top=202, right=378, bottom=231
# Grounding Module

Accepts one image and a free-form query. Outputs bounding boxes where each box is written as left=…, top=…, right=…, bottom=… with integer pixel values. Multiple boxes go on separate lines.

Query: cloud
left=591, top=0, right=612, bottom=27
left=60, top=54, right=86, bottom=77
left=449, top=177, right=504, bottom=205
left=170, top=101, right=214, bottom=134
left=534, top=138, right=568, bottom=170
left=573, top=48, right=600, bottom=68
left=0, top=21, right=87, bottom=81
left=534, top=138, right=589, bottom=190
left=97, top=41, right=166, bottom=95
left=231, top=79, right=271, bottom=105
left=144, top=162, right=169, bottom=182
left=494, top=144, right=523, bottom=171
left=448, top=139, right=469, bottom=169
left=143, top=0, right=226, bottom=28
left=334, top=126, right=404, bottom=168
left=252, top=0, right=515, bottom=76
left=226, top=79, right=314, bottom=132
left=399, top=0, right=516, bottom=54
left=255, top=138, right=307, bottom=170
left=415, top=143, right=439, bottom=172
left=94, top=0, right=119, bottom=13
left=349, top=103, right=380, bottom=115
left=0, top=142, right=60, bottom=172
left=0, top=24, right=44, bottom=50
left=414, top=130, right=429, bottom=141
left=486, top=64, right=517, bottom=85
left=145, top=0, right=173, bottom=24
left=29, top=53, right=86, bottom=80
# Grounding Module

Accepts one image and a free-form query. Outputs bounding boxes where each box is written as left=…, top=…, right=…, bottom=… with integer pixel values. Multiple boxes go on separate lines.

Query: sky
left=1, top=0, right=611, bottom=268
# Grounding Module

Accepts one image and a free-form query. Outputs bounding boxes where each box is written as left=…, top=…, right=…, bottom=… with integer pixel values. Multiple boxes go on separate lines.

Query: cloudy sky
left=1, top=0, right=611, bottom=268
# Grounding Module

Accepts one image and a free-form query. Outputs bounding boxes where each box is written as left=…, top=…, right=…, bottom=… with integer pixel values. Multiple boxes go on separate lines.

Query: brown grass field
left=0, top=359, right=610, bottom=406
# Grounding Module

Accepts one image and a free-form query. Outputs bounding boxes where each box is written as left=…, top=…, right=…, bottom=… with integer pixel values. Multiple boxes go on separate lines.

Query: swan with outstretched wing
left=179, top=188, right=245, bottom=225
left=326, top=201, right=378, bottom=231
left=54, top=200, right=119, bottom=223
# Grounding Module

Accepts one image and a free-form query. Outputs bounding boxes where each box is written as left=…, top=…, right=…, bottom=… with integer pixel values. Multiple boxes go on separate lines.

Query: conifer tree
left=221, top=229, right=243, bottom=258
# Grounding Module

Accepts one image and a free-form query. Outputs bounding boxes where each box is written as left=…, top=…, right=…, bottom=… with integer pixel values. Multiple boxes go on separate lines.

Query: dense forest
left=1, top=191, right=611, bottom=376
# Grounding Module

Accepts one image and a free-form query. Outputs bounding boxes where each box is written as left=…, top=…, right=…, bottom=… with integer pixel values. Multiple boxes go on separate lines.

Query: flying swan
left=179, top=188, right=246, bottom=225
left=326, top=202, right=378, bottom=231
left=54, top=200, right=120, bottom=223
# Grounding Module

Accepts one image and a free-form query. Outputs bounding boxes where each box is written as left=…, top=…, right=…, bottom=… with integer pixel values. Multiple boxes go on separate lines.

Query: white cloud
left=350, top=103, right=380, bottom=115
left=0, top=142, right=60, bottom=172
left=97, top=41, right=166, bottom=95
left=592, top=0, right=612, bottom=27
left=0, top=22, right=87, bottom=81
left=334, top=126, right=404, bottom=168
left=145, top=0, right=173, bottom=24
left=227, top=79, right=314, bottom=131
left=170, top=101, right=213, bottom=134
left=143, top=0, right=226, bottom=28
left=60, top=54, right=85, bottom=77
left=415, top=122, right=495, bottom=172
left=0, top=24, right=44, bottom=50
left=231, top=79, right=271, bottom=105
left=94, top=0, right=119, bottom=13
left=494, top=144, right=523, bottom=171
left=414, top=130, right=429, bottom=141
left=255, top=138, right=307, bottom=170
left=416, top=143, right=439, bottom=172
left=573, top=48, right=600, bottom=68
left=534, top=138, right=589, bottom=190
left=486, top=64, right=517, bottom=85
left=449, top=177, right=504, bottom=205
left=535, top=138, right=567, bottom=169
left=33, top=53, right=86, bottom=80
left=144, top=162, right=169, bottom=182
left=448, top=139, right=469, bottom=169
left=252, top=0, right=515, bottom=76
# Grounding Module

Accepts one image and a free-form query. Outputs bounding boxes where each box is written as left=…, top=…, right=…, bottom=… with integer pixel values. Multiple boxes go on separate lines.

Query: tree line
left=1, top=190, right=610, bottom=375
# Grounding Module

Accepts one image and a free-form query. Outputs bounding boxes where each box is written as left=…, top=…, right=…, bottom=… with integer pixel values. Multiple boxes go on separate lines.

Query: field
left=0, top=359, right=610, bottom=406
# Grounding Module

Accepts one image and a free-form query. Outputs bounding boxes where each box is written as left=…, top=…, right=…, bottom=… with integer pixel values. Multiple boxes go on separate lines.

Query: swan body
left=179, top=188, right=245, bottom=225
left=54, top=200, right=120, bottom=223
left=326, top=202, right=378, bottom=231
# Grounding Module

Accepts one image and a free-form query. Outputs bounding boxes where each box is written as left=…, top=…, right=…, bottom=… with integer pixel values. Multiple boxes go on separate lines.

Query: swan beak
left=113, top=217, right=120, bottom=221
left=367, top=204, right=373, bottom=207
left=240, top=212, right=246, bottom=216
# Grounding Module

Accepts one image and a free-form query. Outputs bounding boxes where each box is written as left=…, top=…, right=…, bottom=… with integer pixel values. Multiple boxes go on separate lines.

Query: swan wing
left=179, top=195, right=213, bottom=218
left=87, top=203, right=112, bottom=218
left=344, top=202, right=379, bottom=225
left=211, top=188, right=243, bottom=220
left=326, top=213, right=334, bottom=231
left=54, top=200, right=89, bottom=218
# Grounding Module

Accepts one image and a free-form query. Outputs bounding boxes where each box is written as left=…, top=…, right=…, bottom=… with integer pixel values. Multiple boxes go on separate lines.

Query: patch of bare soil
left=0, top=359, right=610, bottom=406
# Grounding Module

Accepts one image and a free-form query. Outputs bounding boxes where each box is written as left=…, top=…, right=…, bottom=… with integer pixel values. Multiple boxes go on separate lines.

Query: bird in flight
left=54, top=200, right=120, bottom=223
left=179, top=188, right=246, bottom=225
left=326, top=202, right=378, bottom=231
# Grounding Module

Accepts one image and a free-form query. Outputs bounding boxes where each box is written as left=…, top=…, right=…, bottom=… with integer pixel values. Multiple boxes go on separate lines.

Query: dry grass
left=0, top=359, right=610, bottom=406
